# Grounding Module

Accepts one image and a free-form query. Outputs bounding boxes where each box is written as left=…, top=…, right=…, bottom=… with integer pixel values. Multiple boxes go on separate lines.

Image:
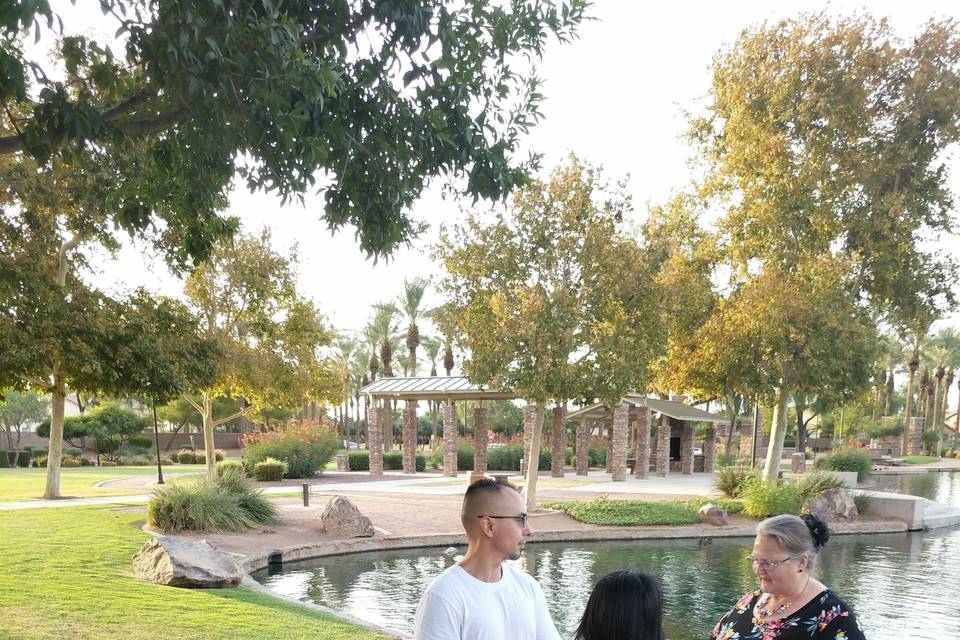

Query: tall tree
left=183, top=231, right=339, bottom=478
left=399, top=277, right=431, bottom=377
left=436, top=155, right=664, bottom=509
left=2, top=1, right=588, bottom=260
left=689, top=14, right=960, bottom=483
left=1, top=0, right=587, bottom=494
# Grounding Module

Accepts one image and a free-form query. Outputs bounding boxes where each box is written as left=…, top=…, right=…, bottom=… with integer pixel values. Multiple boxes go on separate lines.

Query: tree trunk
left=761, top=383, right=789, bottom=485
left=42, top=367, right=66, bottom=499
left=523, top=403, right=546, bottom=512
left=902, top=370, right=915, bottom=456
left=794, top=394, right=807, bottom=456
left=202, top=392, right=217, bottom=479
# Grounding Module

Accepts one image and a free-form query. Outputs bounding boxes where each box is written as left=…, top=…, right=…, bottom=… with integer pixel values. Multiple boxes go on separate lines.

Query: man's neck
left=458, top=547, right=504, bottom=583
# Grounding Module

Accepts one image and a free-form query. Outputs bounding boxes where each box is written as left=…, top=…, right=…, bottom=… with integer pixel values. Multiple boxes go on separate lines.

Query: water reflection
left=255, top=473, right=960, bottom=639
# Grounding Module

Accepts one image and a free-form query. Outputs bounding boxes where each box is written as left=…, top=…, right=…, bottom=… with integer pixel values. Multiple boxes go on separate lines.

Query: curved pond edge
left=237, top=519, right=908, bottom=640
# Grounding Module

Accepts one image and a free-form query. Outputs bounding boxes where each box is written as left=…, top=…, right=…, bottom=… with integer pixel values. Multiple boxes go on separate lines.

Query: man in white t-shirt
left=413, top=478, right=560, bottom=640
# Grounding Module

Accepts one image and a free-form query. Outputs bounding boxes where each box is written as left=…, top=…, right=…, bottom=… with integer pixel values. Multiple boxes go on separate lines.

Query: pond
left=253, top=472, right=960, bottom=640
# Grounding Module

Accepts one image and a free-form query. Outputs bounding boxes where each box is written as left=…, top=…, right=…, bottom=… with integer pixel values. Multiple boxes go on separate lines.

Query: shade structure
left=360, top=376, right=518, bottom=402
left=566, top=393, right=727, bottom=423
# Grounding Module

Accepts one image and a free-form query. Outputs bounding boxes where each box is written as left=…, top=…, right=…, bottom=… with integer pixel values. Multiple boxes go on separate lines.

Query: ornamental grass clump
left=740, top=477, right=802, bottom=518
left=714, top=465, right=756, bottom=498
left=147, top=468, right=278, bottom=533
left=792, top=472, right=846, bottom=503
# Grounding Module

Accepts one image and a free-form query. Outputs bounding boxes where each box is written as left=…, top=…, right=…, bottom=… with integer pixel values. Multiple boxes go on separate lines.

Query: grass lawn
left=0, top=505, right=387, bottom=639
left=0, top=465, right=205, bottom=502
left=901, top=455, right=940, bottom=465
left=544, top=497, right=745, bottom=526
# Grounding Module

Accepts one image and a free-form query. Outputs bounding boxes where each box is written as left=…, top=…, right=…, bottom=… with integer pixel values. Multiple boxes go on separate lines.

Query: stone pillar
left=443, top=399, right=457, bottom=477
left=473, top=405, right=488, bottom=473
left=368, top=406, right=383, bottom=476
left=522, top=404, right=536, bottom=475
left=402, top=401, right=417, bottom=474
left=655, top=414, right=670, bottom=477
left=551, top=406, right=566, bottom=478
left=610, top=403, right=629, bottom=481
left=790, top=452, right=805, bottom=474
left=908, top=416, right=924, bottom=456
left=703, top=425, right=717, bottom=473
left=680, top=423, right=694, bottom=475
left=634, top=406, right=650, bottom=479
left=576, top=417, right=589, bottom=476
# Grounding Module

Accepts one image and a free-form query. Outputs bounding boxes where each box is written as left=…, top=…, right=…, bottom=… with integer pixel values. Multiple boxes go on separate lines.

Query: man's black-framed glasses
left=478, top=513, right=529, bottom=527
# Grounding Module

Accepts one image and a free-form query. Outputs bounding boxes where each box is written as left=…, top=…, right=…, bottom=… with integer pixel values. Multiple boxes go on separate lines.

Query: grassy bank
left=0, top=505, right=386, bottom=640
left=544, top=497, right=744, bottom=526
left=0, top=466, right=205, bottom=502
left=900, top=455, right=939, bottom=465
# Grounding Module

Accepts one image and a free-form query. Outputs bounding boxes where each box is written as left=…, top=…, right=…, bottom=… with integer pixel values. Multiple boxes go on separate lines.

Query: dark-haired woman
left=712, top=514, right=866, bottom=639
left=575, top=571, right=664, bottom=640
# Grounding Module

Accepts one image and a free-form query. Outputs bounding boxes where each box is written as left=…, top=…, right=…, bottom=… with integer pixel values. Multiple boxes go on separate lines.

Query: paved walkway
left=0, top=469, right=719, bottom=510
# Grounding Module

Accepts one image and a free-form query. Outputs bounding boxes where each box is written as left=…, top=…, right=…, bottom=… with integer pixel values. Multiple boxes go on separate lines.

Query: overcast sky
left=70, top=1, right=960, bottom=377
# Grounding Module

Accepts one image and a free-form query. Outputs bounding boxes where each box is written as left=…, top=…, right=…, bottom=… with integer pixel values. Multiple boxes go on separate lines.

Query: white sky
left=64, top=1, right=960, bottom=386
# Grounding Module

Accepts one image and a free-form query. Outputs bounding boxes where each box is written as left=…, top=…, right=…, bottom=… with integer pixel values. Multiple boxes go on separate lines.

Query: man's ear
left=477, top=515, right=496, bottom=538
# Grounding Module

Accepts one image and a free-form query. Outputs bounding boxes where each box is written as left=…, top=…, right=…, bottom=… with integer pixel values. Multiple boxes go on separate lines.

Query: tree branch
left=213, top=408, right=248, bottom=427
left=182, top=394, right=204, bottom=414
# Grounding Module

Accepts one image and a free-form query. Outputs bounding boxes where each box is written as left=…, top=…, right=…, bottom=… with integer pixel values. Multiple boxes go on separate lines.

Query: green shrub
left=253, top=458, right=287, bottom=481
left=382, top=450, right=426, bottom=471
left=65, top=447, right=84, bottom=457
left=714, top=465, right=756, bottom=498
left=216, top=460, right=245, bottom=478
left=920, top=430, right=939, bottom=455
left=15, top=450, right=32, bottom=467
left=0, top=450, right=12, bottom=467
left=588, top=446, right=607, bottom=468
left=487, top=445, right=523, bottom=470
left=740, top=478, right=802, bottom=518
left=128, top=434, right=154, bottom=449
left=176, top=449, right=196, bottom=464
left=147, top=468, right=279, bottom=533
left=99, top=460, right=117, bottom=467
left=792, top=472, right=846, bottom=504
left=243, top=423, right=338, bottom=479
left=121, top=455, right=154, bottom=466
left=347, top=451, right=370, bottom=471
left=457, top=442, right=475, bottom=470
left=33, top=454, right=48, bottom=467
left=25, top=445, right=47, bottom=455
left=852, top=493, right=870, bottom=516
left=814, top=448, right=871, bottom=481
left=61, top=457, right=81, bottom=467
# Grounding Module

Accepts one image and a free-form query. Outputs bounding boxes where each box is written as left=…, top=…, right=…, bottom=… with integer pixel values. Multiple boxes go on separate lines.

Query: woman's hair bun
left=801, top=513, right=830, bottom=550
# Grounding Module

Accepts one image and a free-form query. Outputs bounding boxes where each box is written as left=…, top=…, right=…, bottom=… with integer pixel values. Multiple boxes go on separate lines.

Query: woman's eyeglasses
left=746, top=555, right=798, bottom=569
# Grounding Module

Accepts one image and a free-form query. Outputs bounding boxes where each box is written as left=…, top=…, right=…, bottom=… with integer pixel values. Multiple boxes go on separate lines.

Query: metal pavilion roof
left=359, top=376, right=518, bottom=401
left=566, top=393, right=727, bottom=423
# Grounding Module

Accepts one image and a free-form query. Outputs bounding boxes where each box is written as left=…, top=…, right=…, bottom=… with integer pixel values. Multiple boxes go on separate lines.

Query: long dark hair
left=575, top=571, right=665, bottom=640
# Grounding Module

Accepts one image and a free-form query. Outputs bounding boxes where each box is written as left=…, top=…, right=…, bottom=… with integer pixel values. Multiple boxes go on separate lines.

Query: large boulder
left=132, top=536, right=244, bottom=588
left=806, top=487, right=858, bottom=522
left=320, top=495, right=374, bottom=537
left=698, top=504, right=729, bottom=526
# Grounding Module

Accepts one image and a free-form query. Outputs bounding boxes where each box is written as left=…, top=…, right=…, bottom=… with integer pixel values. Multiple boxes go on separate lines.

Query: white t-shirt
left=413, top=562, right=561, bottom=640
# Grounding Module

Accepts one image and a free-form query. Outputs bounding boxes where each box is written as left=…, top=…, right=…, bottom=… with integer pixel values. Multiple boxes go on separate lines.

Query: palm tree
left=443, top=343, right=454, bottom=376
left=365, top=303, right=401, bottom=448
left=422, top=335, right=443, bottom=445
left=925, top=328, right=960, bottom=452
left=398, top=277, right=430, bottom=377
left=333, top=336, right=356, bottom=445
left=903, top=347, right=920, bottom=455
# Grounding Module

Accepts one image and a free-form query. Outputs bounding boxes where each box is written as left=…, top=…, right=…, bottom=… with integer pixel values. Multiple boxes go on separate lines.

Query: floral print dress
left=712, top=589, right=866, bottom=640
